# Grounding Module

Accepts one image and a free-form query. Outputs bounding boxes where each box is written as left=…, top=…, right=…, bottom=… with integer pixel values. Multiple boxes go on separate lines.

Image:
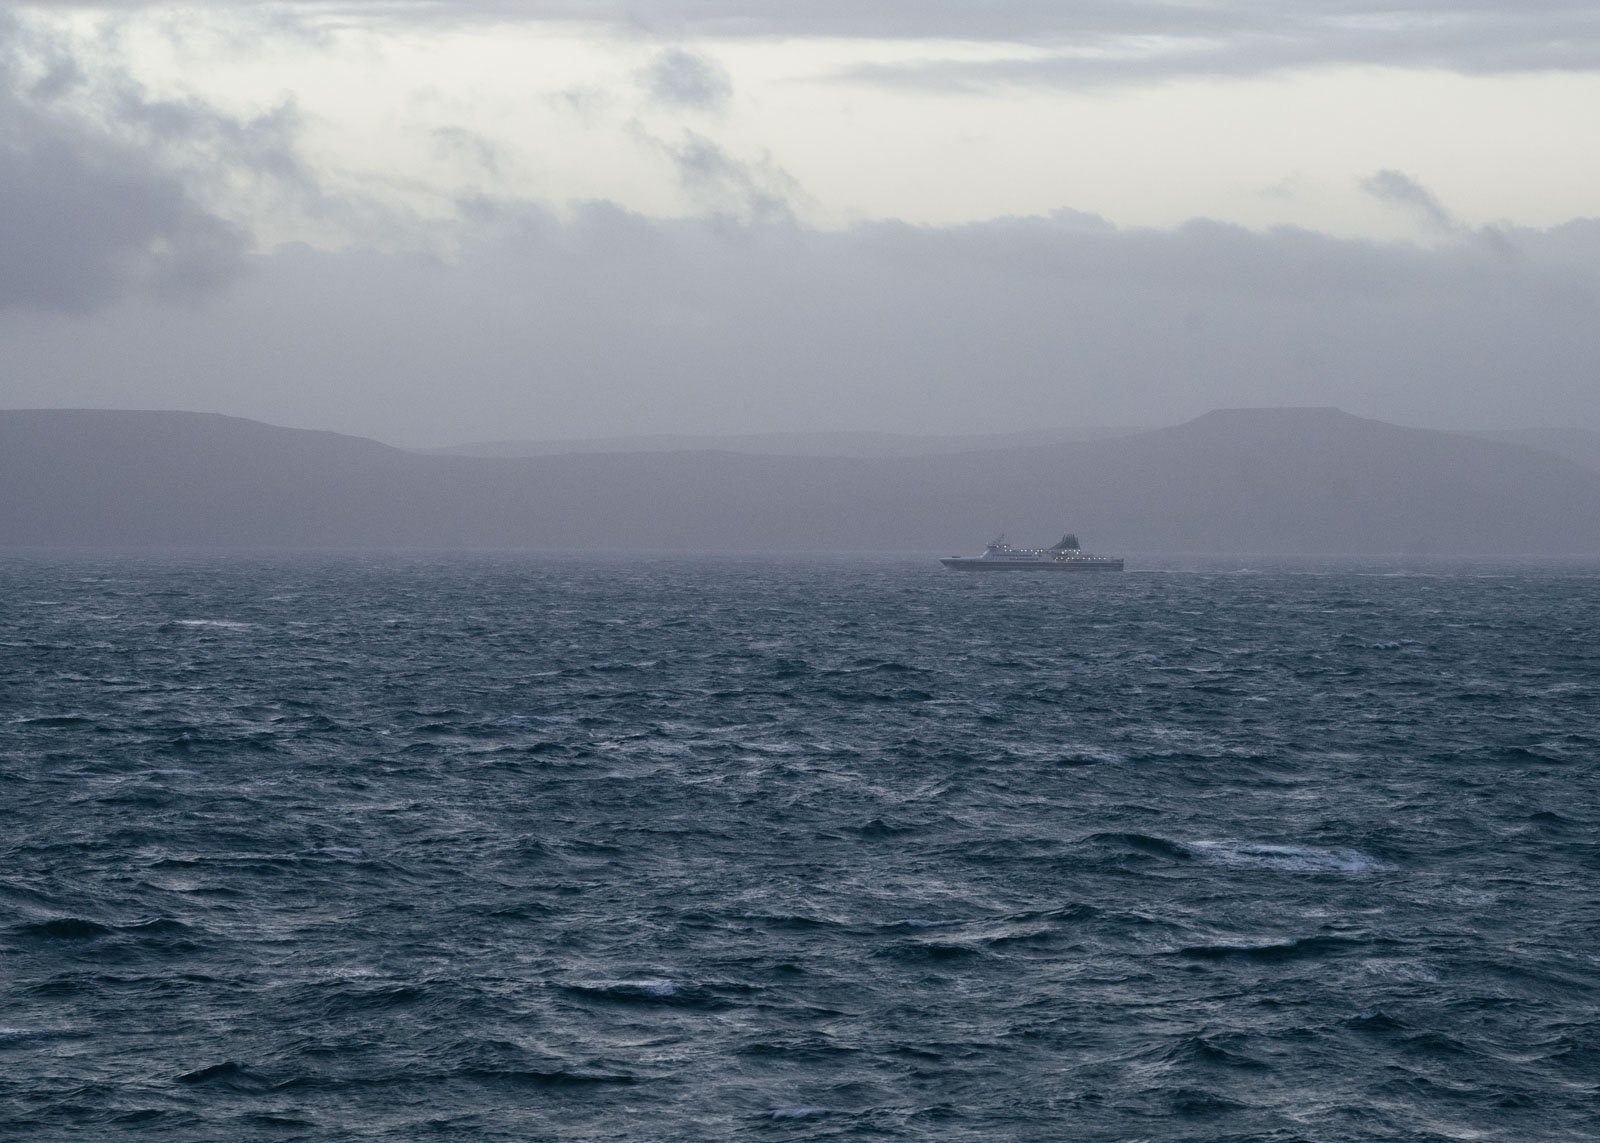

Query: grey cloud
left=433, top=126, right=502, bottom=175
left=665, top=133, right=797, bottom=223
left=1360, top=171, right=1530, bottom=265
left=643, top=47, right=732, bottom=110
left=0, top=17, right=310, bottom=311
left=834, top=5, right=1600, bottom=88
left=26, top=3, right=1600, bottom=81
left=0, top=23, right=248, bottom=311
left=1362, top=169, right=1457, bottom=231
left=4, top=203, right=1595, bottom=445
left=24, top=44, right=82, bottom=102
left=0, top=120, right=243, bottom=310
left=0, top=12, right=343, bottom=314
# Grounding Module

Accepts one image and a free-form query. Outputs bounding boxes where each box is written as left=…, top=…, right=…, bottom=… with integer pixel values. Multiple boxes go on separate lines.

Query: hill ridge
left=2, top=407, right=1597, bottom=553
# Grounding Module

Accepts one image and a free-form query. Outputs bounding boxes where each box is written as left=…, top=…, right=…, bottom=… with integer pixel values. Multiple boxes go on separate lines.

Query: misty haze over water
left=3, top=407, right=1599, bottom=555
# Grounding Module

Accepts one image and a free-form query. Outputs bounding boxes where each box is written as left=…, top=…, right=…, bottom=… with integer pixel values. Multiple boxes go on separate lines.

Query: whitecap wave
left=1193, top=841, right=1393, bottom=873
left=588, top=979, right=681, bottom=998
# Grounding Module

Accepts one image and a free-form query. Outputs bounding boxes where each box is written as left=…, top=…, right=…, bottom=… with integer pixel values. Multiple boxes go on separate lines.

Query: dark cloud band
left=3, top=199, right=1596, bottom=442
left=229, top=2, right=1600, bottom=81
left=23, top=3, right=1600, bottom=81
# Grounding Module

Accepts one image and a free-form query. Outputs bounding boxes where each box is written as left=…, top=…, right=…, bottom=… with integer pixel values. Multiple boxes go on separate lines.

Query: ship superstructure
left=940, top=534, right=1124, bottom=571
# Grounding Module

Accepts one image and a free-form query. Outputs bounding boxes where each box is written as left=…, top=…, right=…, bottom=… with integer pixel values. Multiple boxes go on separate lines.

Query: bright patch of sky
left=26, top=5, right=1600, bottom=244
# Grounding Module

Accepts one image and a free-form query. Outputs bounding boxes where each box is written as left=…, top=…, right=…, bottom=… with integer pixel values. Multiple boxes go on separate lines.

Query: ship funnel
left=1052, top=533, right=1079, bottom=551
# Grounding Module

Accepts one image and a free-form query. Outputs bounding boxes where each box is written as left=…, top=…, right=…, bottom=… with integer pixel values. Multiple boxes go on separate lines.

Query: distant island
left=2, top=407, right=1599, bottom=553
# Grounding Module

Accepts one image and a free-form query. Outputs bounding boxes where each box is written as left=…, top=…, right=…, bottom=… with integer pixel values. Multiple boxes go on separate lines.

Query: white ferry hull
left=939, top=557, right=1124, bottom=571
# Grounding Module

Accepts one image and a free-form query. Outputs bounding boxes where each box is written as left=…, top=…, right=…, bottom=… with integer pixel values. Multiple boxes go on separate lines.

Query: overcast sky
left=1, top=1, right=1597, bottom=445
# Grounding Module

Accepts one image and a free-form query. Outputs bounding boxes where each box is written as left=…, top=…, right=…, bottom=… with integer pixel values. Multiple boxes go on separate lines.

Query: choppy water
left=2, top=554, right=1598, bottom=1141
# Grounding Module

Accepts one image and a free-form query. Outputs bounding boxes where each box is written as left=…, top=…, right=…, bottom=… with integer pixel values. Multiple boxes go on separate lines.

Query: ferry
left=940, top=533, right=1123, bottom=571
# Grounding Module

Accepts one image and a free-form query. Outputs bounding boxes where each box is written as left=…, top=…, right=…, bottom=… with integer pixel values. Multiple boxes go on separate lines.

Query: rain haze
left=0, top=0, right=1597, bottom=450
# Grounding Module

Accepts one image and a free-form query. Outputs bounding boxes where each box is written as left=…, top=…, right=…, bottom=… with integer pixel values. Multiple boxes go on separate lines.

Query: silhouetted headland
left=3, top=407, right=1598, bottom=553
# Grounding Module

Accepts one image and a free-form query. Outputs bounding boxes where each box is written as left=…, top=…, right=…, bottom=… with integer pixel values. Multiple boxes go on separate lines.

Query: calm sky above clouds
left=1, top=1, right=1597, bottom=445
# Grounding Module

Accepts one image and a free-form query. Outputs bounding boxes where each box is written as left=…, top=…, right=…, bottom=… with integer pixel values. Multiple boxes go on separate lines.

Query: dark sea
left=2, top=554, right=1598, bottom=1141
